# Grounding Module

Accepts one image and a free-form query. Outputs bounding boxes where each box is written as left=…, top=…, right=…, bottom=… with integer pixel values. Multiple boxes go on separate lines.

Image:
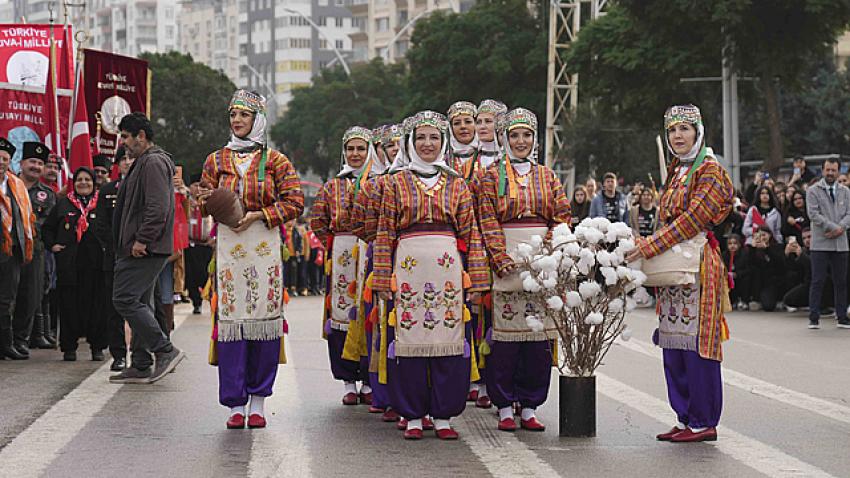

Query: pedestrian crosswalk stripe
left=617, top=338, right=850, bottom=427
left=597, top=373, right=836, bottom=478
left=0, top=309, right=192, bottom=477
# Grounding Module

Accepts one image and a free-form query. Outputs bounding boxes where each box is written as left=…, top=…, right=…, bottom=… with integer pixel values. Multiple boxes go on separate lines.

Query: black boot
left=1, top=327, right=27, bottom=360
left=29, top=313, right=52, bottom=349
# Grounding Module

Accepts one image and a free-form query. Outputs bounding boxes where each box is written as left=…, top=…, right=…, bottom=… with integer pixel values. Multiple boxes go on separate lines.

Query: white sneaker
left=748, top=301, right=762, bottom=311
left=786, top=305, right=798, bottom=313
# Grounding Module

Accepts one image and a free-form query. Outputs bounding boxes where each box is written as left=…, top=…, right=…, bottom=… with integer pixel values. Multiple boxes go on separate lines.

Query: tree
left=141, top=52, right=235, bottom=175
left=406, top=0, right=548, bottom=120
left=271, top=59, right=409, bottom=180
left=566, top=1, right=850, bottom=174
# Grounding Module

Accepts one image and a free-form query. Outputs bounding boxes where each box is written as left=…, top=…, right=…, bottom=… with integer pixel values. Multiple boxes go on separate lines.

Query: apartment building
left=178, top=0, right=241, bottom=84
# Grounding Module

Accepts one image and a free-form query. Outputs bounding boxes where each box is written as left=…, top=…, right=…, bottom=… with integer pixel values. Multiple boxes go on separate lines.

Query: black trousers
left=102, top=269, right=127, bottom=359
left=58, top=268, right=104, bottom=352
left=749, top=267, right=781, bottom=311
left=12, top=249, right=43, bottom=345
left=0, top=253, right=22, bottom=335
left=810, top=251, right=848, bottom=320
left=184, top=244, right=212, bottom=308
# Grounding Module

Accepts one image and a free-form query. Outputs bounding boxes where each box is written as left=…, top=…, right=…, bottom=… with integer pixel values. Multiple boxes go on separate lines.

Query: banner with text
left=83, top=49, right=149, bottom=156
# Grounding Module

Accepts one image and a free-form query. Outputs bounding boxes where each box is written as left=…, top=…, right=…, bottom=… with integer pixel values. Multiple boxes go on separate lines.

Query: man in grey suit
left=806, top=158, right=850, bottom=330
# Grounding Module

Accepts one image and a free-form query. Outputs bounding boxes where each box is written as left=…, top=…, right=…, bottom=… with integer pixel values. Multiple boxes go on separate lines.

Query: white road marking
left=616, top=338, right=850, bottom=426
left=597, top=373, right=837, bottom=478
left=248, top=337, right=313, bottom=478
left=0, top=310, right=191, bottom=478
left=454, top=408, right=562, bottom=478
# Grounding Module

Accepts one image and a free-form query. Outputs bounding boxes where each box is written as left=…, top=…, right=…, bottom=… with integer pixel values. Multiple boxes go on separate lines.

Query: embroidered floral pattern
left=229, top=244, right=247, bottom=260
left=266, top=264, right=282, bottom=313
left=501, top=303, right=517, bottom=321
left=334, top=273, right=351, bottom=310
left=242, top=265, right=260, bottom=315
left=442, top=309, right=459, bottom=329
left=218, top=268, right=237, bottom=317
left=400, top=256, right=418, bottom=273
left=400, top=310, right=417, bottom=330
left=255, top=241, right=272, bottom=257
left=337, top=249, right=353, bottom=268
left=436, top=252, right=455, bottom=270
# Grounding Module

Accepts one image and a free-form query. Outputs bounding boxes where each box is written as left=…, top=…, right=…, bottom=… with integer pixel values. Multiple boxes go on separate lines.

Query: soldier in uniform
left=14, top=141, right=56, bottom=355
left=0, top=137, right=36, bottom=360
left=95, top=146, right=132, bottom=371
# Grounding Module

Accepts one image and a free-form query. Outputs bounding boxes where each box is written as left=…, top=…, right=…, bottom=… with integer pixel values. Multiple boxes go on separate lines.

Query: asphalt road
left=0, top=297, right=848, bottom=478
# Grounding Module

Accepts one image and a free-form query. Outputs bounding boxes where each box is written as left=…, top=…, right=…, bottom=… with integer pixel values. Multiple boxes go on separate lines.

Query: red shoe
left=435, top=427, right=459, bottom=440
left=397, top=418, right=408, bottom=430
left=342, top=392, right=358, bottom=406
left=670, top=427, right=717, bottom=443
left=382, top=409, right=401, bottom=422
left=656, top=427, right=685, bottom=441
left=467, top=389, right=479, bottom=402
left=475, top=395, right=492, bottom=409
left=520, top=417, right=546, bottom=431
left=226, top=413, right=245, bottom=429
left=359, top=392, right=373, bottom=405
left=247, top=414, right=267, bottom=429
left=422, top=416, right=435, bottom=430
left=403, top=428, right=423, bottom=440
left=368, top=405, right=384, bottom=414
left=498, top=417, right=517, bottom=431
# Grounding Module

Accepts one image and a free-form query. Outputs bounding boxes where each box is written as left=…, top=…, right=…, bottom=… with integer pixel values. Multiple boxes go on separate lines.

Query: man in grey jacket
left=110, top=112, right=185, bottom=383
left=589, top=172, right=629, bottom=224
left=806, top=158, right=850, bottom=330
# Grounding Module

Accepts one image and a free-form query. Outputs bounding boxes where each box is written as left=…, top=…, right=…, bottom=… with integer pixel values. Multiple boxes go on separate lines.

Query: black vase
left=558, top=375, right=596, bottom=437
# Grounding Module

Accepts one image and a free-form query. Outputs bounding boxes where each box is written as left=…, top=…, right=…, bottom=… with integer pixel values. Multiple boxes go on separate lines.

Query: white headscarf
left=449, top=124, right=478, bottom=160
left=225, top=111, right=267, bottom=152
left=503, top=125, right=537, bottom=164
left=407, top=132, right=452, bottom=177
left=337, top=143, right=369, bottom=179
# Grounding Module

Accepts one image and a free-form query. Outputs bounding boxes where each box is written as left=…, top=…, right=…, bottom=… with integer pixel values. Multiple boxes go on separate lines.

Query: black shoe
left=91, top=349, right=105, bottom=361
left=1, top=329, right=27, bottom=360
left=808, top=319, right=820, bottom=330
left=838, top=318, right=850, bottom=329
left=109, top=367, right=152, bottom=384
left=30, top=336, right=52, bottom=349
left=13, top=343, right=30, bottom=358
left=192, top=306, right=202, bottom=315
left=150, top=347, right=186, bottom=383
left=45, top=334, right=57, bottom=347
left=63, top=351, right=77, bottom=361
left=110, top=357, right=126, bottom=371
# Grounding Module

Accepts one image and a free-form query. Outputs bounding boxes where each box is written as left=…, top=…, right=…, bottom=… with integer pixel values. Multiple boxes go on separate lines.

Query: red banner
left=83, top=49, right=149, bottom=156
left=0, top=24, right=74, bottom=171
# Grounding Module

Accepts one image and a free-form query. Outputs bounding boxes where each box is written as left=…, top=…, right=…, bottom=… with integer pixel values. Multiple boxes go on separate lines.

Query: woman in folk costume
left=477, top=107, right=571, bottom=432
left=459, top=99, right=508, bottom=185
left=461, top=99, right=508, bottom=409
left=197, top=89, right=304, bottom=429
left=351, top=124, right=403, bottom=421
left=373, top=111, right=490, bottom=440
left=447, top=101, right=479, bottom=173
left=351, top=123, right=405, bottom=422
left=310, top=126, right=374, bottom=406
left=625, top=104, right=734, bottom=443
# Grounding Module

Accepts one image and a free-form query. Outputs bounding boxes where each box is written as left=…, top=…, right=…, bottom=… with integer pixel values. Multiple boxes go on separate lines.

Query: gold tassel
left=470, top=342, right=480, bottom=382
left=278, top=336, right=288, bottom=364
left=325, top=254, right=333, bottom=276
left=342, top=317, right=362, bottom=361
left=463, top=306, right=471, bottom=323
left=388, top=308, right=396, bottom=327
left=551, top=338, right=559, bottom=367
left=379, top=301, right=389, bottom=384
left=352, top=242, right=359, bottom=260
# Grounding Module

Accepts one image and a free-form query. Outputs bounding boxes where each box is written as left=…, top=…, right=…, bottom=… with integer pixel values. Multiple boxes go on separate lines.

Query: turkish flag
left=68, top=62, right=92, bottom=175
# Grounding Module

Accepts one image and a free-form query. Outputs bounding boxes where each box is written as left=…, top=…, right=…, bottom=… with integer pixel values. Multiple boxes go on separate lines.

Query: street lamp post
left=281, top=7, right=351, bottom=77
left=382, top=9, right=430, bottom=62
left=228, top=55, right=278, bottom=119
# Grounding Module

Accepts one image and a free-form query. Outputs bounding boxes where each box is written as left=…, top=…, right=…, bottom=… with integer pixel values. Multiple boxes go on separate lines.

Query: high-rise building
left=74, top=0, right=180, bottom=58
left=238, top=0, right=356, bottom=118
left=348, top=0, right=472, bottom=63
left=178, top=0, right=241, bottom=84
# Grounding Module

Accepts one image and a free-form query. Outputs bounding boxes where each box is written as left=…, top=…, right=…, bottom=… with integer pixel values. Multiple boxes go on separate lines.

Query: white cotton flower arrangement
left=511, top=217, right=646, bottom=378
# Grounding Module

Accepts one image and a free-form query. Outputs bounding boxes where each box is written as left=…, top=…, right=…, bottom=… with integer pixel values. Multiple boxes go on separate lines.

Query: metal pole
left=730, top=69, right=741, bottom=187
left=282, top=7, right=351, bottom=77
left=544, top=0, right=558, bottom=169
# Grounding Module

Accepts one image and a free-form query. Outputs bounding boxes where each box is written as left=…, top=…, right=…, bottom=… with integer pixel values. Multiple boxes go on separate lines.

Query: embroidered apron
left=492, top=223, right=558, bottom=342
left=393, top=231, right=465, bottom=357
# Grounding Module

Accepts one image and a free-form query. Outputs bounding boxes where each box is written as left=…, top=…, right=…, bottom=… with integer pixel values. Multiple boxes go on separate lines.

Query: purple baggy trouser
left=663, top=348, right=723, bottom=428
left=218, top=338, right=280, bottom=408
left=486, top=340, right=552, bottom=410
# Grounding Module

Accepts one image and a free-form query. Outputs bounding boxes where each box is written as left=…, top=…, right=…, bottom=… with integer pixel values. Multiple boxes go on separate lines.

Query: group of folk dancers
left=204, top=89, right=733, bottom=443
